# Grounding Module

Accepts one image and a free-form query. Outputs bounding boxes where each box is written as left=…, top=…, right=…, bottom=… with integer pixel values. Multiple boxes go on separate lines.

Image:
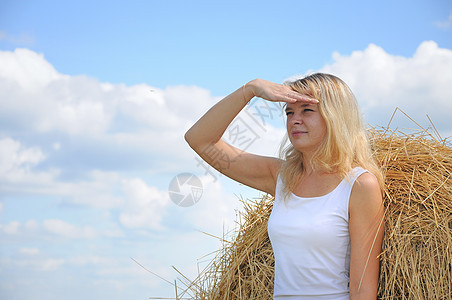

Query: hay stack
left=182, top=127, right=452, bottom=299
left=371, top=128, right=452, bottom=299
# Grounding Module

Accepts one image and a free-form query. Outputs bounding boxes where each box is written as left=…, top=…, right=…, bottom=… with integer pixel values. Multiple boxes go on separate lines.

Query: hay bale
left=183, top=127, right=452, bottom=299
left=371, top=128, right=452, bottom=299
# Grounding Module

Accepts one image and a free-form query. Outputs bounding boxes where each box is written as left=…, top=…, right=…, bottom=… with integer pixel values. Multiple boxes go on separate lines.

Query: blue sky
left=0, top=1, right=451, bottom=299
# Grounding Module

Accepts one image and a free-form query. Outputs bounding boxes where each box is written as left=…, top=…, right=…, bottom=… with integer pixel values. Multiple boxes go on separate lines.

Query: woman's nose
left=291, top=115, right=303, bottom=125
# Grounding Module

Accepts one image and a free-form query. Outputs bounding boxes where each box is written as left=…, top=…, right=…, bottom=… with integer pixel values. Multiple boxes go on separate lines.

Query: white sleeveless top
left=267, top=167, right=368, bottom=299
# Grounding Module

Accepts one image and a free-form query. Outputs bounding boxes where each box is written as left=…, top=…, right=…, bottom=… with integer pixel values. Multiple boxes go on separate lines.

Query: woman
left=185, top=73, right=384, bottom=299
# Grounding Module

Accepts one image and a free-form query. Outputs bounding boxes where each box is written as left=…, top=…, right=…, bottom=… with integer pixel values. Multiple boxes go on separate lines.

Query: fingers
left=251, top=79, right=319, bottom=104
left=284, top=90, right=319, bottom=104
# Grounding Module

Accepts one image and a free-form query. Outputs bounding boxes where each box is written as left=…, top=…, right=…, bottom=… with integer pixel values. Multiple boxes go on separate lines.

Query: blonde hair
left=279, top=73, right=384, bottom=196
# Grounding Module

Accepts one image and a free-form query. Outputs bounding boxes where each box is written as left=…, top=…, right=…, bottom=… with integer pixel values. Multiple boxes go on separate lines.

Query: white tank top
left=267, top=167, right=368, bottom=299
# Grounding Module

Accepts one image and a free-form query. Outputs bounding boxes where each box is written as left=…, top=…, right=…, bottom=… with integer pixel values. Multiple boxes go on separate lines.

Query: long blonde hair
left=279, top=73, right=384, bottom=196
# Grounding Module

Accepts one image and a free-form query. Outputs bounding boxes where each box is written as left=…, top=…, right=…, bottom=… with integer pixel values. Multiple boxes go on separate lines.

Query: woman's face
left=285, top=101, right=327, bottom=153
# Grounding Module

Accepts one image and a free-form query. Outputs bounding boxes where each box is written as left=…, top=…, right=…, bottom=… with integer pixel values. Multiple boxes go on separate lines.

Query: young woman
left=185, top=73, right=384, bottom=299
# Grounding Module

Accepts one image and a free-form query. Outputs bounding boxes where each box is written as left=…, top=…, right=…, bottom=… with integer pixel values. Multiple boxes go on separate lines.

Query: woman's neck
left=300, top=151, right=316, bottom=175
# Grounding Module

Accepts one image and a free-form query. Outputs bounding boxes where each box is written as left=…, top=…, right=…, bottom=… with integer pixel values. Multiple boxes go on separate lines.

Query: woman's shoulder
left=349, top=171, right=382, bottom=211
left=355, top=171, right=379, bottom=189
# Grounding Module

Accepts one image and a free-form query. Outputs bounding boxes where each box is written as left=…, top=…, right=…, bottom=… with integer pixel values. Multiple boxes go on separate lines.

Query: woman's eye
left=285, top=111, right=293, bottom=116
left=303, top=109, right=313, bottom=112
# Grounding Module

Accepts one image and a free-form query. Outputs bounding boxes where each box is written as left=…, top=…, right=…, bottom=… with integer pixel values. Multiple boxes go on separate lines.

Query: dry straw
left=174, top=117, right=451, bottom=299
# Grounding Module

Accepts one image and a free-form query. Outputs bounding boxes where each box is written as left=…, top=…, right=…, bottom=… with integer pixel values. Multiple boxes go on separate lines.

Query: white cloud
left=69, top=255, right=113, bottom=266
left=0, top=217, right=123, bottom=243
left=24, top=219, right=38, bottom=231
left=42, top=219, right=97, bottom=239
left=2, top=221, right=20, bottom=235
left=185, top=176, right=239, bottom=232
left=19, top=247, right=40, bottom=255
left=0, top=138, right=44, bottom=168
left=435, top=12, right=452, bottom=29
left=52, top=142, right=61, bottom=151
left=119, top=178, right=169, bottom=230
left=0, top=49, right=217, bottom=179
left=0, top=48, right=61, bottom=91
left=0, top=31, right=35, bottom=46
left=0, top=50, right=111, bottom=136
left=319, top=41, right=452, bottom=137
left=37, top=258, right=65, bottom=271
left=0, top=48, right=215, bottom=140
left=1, top=257, right=65, bottom=272
left=0, top=137, right=172, bottom=231
left=60, top=170, right=125, bottom=209
left=0, top=138, right=53, bottom=185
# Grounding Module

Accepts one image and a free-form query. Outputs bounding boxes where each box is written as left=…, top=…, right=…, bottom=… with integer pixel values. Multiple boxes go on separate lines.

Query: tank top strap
left=348, top=167, right=369, bottom=185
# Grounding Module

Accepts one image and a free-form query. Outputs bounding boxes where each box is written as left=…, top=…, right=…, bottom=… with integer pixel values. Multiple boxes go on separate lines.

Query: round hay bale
left=185, top=128, right=452, bottom=299
left=371, top=128, right=452, bottom=299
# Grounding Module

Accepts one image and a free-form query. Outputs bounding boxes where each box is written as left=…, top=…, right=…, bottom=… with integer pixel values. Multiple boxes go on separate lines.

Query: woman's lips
left=291, top=130, right=306, bottom=137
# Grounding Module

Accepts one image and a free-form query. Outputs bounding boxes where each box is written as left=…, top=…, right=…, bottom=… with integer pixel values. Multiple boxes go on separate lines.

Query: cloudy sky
left=1, top=0, right=451, bottom=299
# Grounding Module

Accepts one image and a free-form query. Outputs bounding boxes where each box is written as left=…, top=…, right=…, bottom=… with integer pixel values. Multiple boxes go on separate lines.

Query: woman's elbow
left=184, top=129, right=195, bottom=148
left=184, top=125, right=218, bottom=152
left=184, top=127, right=203, bottom=151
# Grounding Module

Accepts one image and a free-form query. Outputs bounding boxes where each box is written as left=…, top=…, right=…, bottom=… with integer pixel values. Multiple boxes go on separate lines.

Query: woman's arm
left=185, top=79, right=317, bottom=196
left=349, top=172, right=385, bottom=299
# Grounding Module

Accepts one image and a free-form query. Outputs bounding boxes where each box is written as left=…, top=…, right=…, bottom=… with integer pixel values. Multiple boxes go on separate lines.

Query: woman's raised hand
left=248, top=79, right=319, bottom=104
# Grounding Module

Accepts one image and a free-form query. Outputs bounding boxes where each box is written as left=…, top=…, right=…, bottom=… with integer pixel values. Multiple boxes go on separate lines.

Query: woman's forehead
left=285, top=102, right=316, bottom=110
